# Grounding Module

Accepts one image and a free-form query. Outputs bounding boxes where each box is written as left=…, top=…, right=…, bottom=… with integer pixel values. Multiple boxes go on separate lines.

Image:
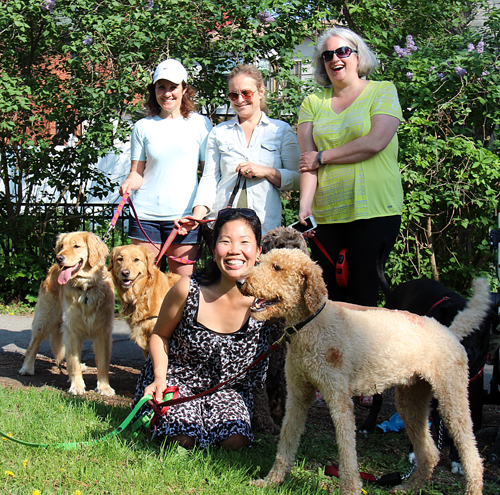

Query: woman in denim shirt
left=176, top=64, right=300, bottom=235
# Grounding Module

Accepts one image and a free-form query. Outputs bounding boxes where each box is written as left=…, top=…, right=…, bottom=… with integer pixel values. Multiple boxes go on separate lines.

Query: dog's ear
left=108, top=247, right=117, bottom=273
left=86, top=232, right=109, bottom=267
left=303, top=259, right=327, bottom=313
left=144, top=247, right=157, bottom=277
left=55, top=233, right=67, bottom=254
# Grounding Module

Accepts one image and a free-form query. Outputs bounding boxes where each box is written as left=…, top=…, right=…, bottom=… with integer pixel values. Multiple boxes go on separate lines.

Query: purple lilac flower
left=406, top=71, right=413, bottom=81
left=437, top=73, right=444, bottom=79
left=41, top=0, right=56, bottom=12
left=146, top=0, right=154, bottom=9
left=467, top=43, right=475, bottom=52
left=482, top=70, right=490, bottom=76
left=82, top=35, right=93, bottom=45
left=257, top=11, right=275, bottom=23
left=476, top=41, right=485, bottom=54
left=455, top=66, right=467, bottom=78
left=428, top=65, right=436, bottom=73
left=406, top=35, right=418, bottom=53
left=394, top=36, right=418, bottom=58
left=394, top=45, right=407, bottom=58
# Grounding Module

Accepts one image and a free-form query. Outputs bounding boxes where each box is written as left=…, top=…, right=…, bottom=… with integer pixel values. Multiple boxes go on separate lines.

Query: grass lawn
left=2, top=385, right=500, bottom=495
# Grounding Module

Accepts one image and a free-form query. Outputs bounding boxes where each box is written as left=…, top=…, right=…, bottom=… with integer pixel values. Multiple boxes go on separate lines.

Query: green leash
left=0, top=394, right=154, bottom=450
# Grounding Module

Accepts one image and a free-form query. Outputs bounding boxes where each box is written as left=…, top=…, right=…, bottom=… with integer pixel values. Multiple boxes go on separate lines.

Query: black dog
left=360, top=251, right=495, bottom=474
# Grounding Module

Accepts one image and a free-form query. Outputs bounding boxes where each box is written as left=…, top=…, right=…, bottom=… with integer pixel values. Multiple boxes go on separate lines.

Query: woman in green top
left=297, top=27, right=403, bottom=306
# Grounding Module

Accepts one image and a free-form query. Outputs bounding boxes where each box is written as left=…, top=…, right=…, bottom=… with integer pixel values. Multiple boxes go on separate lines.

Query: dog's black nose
left=235, top=277, right=246, bottom=290
left=56, top=255, right=65, bottom=264
left=121, top=269, right=130, bottom=277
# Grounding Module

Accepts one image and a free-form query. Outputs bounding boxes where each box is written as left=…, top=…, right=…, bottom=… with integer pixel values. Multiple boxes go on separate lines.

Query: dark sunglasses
left=322, top=46, right=358, bottom=62
left=217, top=207, right=257, bottom=219
left=227, top=89, right=255, bottom=102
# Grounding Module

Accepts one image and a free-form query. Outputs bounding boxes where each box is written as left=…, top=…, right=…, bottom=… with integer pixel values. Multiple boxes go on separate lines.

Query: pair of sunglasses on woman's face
left=227, top=89, right=255, bottom=102
left=322, top=46, right=358, bottom=62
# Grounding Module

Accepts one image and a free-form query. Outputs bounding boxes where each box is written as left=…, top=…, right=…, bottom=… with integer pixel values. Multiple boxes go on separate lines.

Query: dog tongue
left=58, top=265, right=79, bottom=285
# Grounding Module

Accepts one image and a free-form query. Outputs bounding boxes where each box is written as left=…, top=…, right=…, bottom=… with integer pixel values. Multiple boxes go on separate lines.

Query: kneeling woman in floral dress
left=133, top=208, right=278, bottom=450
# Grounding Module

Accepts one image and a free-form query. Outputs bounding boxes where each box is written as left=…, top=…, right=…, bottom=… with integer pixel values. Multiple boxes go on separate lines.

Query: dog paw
left=97, top=385, right=115, bottom=397
left=68, top=383, right=86, bottom=395
left=451, top=461, right=464, bottom=475
left=389, top=485, right=408, bottom=494
left=250, top=479, right=274, bottom=487
left=80, top=363, right=88, bottom=371
left=19, top=365, right=35, bottom=376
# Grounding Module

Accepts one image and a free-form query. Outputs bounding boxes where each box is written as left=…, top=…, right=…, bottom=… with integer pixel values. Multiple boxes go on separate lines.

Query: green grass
left=0, top=302, right=35, bottom=316
left=1, top=386, right=499, bottom=495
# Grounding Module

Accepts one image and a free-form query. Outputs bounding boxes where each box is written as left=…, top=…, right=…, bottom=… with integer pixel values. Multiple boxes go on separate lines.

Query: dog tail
left=449, top=278, right=491, bottom=341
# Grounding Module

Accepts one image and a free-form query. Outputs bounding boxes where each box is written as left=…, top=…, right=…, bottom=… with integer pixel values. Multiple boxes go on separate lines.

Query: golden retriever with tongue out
left=19, top=231, right=115, bottom=396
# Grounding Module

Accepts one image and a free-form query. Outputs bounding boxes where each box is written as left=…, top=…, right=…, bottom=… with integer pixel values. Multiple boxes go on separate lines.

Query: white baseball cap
left=153, top=59, right=188, bottom=84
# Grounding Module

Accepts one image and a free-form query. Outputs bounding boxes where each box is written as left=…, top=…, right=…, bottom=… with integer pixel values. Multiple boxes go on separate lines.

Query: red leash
left=148, top=341, right=283, bottom=415
left=324, top=465, right=402, bottom=486
left=106, top=193, right=213, bottom=267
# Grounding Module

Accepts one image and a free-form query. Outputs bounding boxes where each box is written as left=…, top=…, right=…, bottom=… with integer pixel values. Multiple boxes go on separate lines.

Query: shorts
left=128, top=216, right=201, bottom=245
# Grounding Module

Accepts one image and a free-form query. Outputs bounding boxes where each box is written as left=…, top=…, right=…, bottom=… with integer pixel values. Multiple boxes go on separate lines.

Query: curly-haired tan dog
left=109, top=245, right=181, bottom=357
left=19, top=232, right=115, bottom=396
left=237, top=248, right=487, bottom=495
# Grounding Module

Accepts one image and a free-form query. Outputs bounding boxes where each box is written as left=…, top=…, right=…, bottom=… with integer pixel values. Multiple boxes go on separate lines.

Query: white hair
left=312, top=27, right=379, bottom=86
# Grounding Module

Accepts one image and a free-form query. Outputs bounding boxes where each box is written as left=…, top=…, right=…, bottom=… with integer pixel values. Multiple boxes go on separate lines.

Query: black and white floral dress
left=133, top=274, right=275, bottom=447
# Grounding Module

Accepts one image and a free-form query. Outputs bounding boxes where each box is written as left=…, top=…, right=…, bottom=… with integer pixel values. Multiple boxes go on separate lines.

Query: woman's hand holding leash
left=174, top=217, right=200, bottom=236
left=144, top=379, right=168, bottom=402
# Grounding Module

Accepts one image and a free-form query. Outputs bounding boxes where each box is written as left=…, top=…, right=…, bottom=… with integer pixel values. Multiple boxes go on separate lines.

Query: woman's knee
left=218, top=434, right=249, bottom=451
left=169, top=434, right=195, bottom=449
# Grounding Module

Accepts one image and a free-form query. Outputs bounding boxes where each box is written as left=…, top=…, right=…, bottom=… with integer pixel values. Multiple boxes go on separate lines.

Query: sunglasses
left=217, top=207, right=257, bottom=219
left=322, top=46, right=358, bottom=62
left=227, top=89, right=255, bottom=102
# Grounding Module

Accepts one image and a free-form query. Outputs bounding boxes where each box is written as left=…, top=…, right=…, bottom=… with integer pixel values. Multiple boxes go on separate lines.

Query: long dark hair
left=145, top=81, right=196, bottom=118
left=197, top=209, right=262, bottom=286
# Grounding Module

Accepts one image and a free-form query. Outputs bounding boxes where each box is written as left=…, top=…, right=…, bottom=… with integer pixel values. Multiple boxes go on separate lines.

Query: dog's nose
left=121, top=269, right=130, bottom=277
left=56, top=255, right=65, bottom=264
left=235, top=277, right=247, bottom=290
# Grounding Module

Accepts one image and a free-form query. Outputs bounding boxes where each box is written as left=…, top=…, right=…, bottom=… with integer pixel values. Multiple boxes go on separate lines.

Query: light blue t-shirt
left=131, top=113, right=212, bottom=221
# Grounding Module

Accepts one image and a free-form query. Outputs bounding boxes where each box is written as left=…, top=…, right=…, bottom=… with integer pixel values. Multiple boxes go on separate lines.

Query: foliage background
left=1, top=0, right=500, bottom=302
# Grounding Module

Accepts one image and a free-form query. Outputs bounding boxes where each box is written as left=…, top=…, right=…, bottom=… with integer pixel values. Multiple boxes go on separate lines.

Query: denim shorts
left=128, top=216, right=201, bottom=245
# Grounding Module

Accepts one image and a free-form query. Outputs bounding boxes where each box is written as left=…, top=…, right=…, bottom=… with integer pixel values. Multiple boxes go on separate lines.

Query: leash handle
left=111, top=192, right=130, bottom=228
left=103, top=192, right=131, bottom=242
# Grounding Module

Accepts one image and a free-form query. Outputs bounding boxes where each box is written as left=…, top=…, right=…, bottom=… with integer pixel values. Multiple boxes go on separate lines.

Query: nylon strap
left=0, top=395, right=153, bottom=450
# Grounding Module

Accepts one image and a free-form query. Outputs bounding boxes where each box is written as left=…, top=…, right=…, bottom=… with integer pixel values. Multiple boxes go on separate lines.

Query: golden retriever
left=19, top=231, right=115, bottom=396
left=237, top=249, right=487, bottom=495
left=109, top=244, right=181, bottom=357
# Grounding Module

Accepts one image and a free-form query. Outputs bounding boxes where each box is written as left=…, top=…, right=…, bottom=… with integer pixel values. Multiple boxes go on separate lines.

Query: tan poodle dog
left=109, top=245, right=181, bottom=357
left=19, top=232, right=115, bottom=396
left=237, top=248, right=487, bottom=495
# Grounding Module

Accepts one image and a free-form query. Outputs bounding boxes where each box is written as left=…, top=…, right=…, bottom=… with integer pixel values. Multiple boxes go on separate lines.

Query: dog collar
left=79, top=285, right=94, bottom=305
left=283, top=302, right=326, bottom=337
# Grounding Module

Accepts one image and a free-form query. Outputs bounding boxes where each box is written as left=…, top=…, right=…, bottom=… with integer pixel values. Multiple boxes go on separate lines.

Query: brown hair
left=228, top=64, right=268, bottom=113
left=145, top=81, right=196, bottom=118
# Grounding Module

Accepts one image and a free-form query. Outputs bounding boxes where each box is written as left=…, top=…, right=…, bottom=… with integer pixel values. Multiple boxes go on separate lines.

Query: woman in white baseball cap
left=120, top=59, right=213, bottom=275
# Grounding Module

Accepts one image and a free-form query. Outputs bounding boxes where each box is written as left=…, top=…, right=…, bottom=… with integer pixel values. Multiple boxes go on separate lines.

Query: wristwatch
left=316, top=151, right=323, bottom=167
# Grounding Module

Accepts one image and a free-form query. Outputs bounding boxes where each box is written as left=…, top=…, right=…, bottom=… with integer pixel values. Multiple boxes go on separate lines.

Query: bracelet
left=316, top=151, right=323, bottom=167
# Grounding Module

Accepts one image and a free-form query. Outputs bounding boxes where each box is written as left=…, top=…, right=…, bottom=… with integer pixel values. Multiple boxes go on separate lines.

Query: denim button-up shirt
left=194, top=113, right=300, bottom=234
